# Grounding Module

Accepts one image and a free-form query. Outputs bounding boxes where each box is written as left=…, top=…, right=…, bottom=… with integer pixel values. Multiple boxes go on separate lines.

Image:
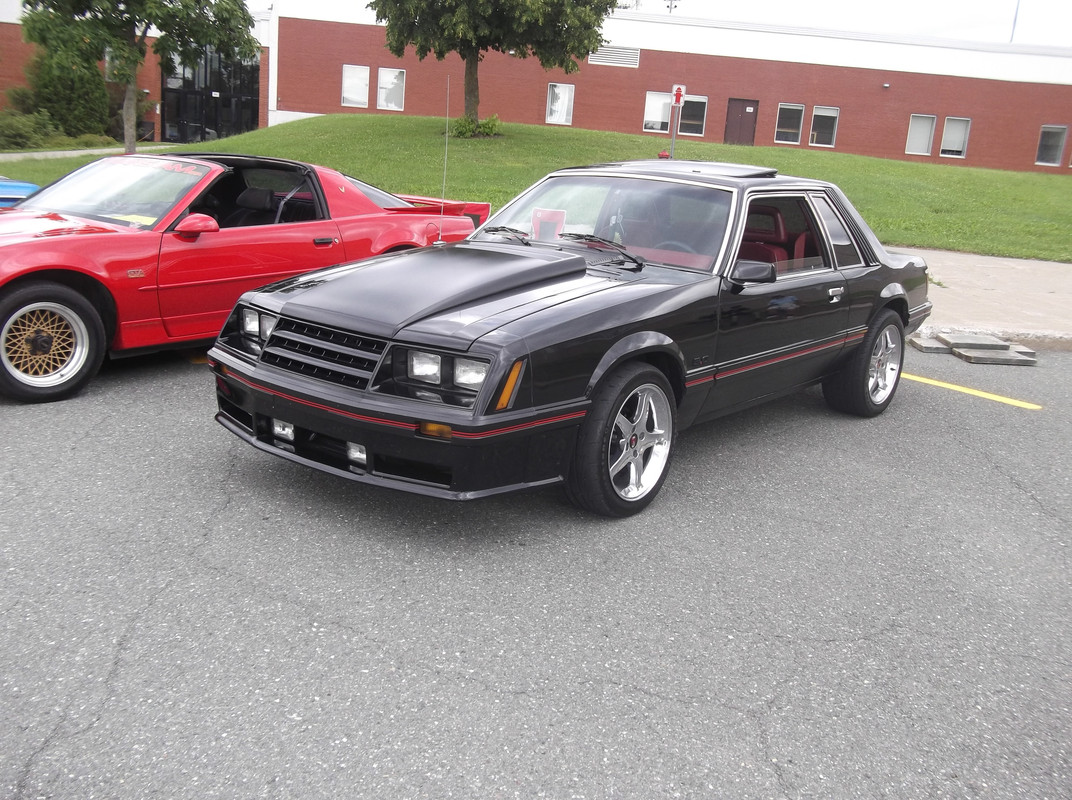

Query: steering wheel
left=654, top=240, right=697, bottom=254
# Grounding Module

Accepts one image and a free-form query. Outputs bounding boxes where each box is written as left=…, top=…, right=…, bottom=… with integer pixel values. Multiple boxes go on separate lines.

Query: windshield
left=476, top=174, right=732, bottom=270
left=20, top=156, right=212, bottom=229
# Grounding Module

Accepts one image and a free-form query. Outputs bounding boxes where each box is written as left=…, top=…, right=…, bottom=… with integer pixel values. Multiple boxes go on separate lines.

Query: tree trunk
left=122, top=80, right=137, bottom=154
left=463, top=55, right=479, bottom=124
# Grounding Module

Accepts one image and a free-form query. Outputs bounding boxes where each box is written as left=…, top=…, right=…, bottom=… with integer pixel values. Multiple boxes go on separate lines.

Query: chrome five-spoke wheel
left=823, top=308, right=905, bottom=417
left=867, top=323, right=903, bottom=405
left=567, top=363, right=677, bottom=517
left=607, top=382, right=673, bottom=501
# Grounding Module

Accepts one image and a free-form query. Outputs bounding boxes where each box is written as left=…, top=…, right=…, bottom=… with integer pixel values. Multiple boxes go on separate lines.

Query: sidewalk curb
left=918, top=324, right=1072, bottom=352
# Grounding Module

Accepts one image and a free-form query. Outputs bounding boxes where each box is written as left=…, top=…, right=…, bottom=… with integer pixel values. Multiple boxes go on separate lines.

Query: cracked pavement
left=1, top=347, right=1069, bottom=798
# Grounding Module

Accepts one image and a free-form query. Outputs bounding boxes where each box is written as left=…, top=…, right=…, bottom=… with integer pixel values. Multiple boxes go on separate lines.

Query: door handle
left=828, top=287, right=844, bottom=303
left=313, top=237, right=336, bottom=246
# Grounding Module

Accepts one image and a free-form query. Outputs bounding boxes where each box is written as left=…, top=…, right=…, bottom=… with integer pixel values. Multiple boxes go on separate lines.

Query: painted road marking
left=902, top=373, right=1043, bottom=410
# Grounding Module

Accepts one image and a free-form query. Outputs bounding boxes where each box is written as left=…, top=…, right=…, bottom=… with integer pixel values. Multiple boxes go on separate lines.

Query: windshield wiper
left=558, top=233, right=645, bottom=270
left=482, top=226, right=531, bottom=245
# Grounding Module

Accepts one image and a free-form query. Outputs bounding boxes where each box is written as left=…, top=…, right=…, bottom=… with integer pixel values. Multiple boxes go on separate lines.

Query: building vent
left=588, top=46, right=641, bottom=68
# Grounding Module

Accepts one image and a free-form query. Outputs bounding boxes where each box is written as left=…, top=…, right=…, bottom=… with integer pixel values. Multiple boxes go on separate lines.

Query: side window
left=735, top=195, right=827, bottom=275
left=213, top=169, right=321, bottom=228
left=810, top=195, right=863, bottom=268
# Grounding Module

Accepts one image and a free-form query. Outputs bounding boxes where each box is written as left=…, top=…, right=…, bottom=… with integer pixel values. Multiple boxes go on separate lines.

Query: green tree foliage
left=20, top=0, right=259, bottom=153
left=367, top=0, right=618, bottom=128
left=26, top=53, right=109, bottom=137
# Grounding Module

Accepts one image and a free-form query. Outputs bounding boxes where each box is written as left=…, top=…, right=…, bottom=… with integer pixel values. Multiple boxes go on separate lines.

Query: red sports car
left=0, top=153, right=490, bottom=402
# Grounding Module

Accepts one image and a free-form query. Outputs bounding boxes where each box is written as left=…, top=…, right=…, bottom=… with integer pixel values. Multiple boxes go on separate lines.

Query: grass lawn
left=5, top=114, right=1070, bottom=262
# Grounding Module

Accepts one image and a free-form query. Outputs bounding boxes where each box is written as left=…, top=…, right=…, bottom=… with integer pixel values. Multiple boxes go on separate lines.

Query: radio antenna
left=438, top=75, right=450, bottom=242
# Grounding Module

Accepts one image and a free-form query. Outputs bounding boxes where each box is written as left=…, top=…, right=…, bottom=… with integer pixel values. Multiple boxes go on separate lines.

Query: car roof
left=551, top=159, right=828, bottom=190
left=139, top=152, right=313, bottom=172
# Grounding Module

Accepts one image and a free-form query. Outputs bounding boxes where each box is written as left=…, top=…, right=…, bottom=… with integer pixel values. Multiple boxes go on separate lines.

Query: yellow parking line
left=902, top=373, right=1043, bottom=410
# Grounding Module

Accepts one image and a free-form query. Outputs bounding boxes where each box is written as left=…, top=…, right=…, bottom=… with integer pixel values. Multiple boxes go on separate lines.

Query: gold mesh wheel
left=2, top=301, right=91, bottom=388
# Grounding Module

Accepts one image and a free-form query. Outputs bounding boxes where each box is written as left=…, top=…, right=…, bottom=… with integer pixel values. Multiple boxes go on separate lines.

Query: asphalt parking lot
left=2, top=346, right=1069, bottom=799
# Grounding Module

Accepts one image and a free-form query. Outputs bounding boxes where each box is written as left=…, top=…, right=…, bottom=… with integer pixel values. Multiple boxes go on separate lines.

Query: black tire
left=566, top=363, right=676, bottom=517
left=0, top=281, right=106, bottom=403
left=822, top=309, right=904, bottom=417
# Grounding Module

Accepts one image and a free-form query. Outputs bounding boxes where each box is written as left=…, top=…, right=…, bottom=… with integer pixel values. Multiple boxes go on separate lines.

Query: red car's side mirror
left=173, top=212, right=220, bottom=238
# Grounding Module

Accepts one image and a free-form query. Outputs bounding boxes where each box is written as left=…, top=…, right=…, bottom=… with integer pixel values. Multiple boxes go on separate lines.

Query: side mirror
left=730, top=259, right=777, bottom=285
left=173, top=212, right=220, bottom=239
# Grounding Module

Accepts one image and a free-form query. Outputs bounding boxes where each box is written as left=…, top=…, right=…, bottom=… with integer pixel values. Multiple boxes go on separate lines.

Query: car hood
left=0, top=209, right=123, bottom=242
left=260, top=240, right=641, bottom=344
left=0, top=179, right=39, bottom=204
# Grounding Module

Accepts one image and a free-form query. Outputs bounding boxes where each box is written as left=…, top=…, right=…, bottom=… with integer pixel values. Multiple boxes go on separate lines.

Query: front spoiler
left=215, top=412, right=565, bottom=500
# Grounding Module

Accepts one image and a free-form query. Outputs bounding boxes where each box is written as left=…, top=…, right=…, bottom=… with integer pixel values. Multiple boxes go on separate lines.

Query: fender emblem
left=127, top=269, right=146, bottom=278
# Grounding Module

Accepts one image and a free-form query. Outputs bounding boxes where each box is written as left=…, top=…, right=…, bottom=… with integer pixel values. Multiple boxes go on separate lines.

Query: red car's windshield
left=20, top=156, right=212, bottom=229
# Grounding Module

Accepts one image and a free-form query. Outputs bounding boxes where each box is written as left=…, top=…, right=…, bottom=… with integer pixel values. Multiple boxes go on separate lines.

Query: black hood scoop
left=275, top=241, right=589, bottom=338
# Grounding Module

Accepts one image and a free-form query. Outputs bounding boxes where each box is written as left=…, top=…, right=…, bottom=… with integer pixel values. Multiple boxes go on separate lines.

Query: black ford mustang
left=209, top=160, right=931, bottom=517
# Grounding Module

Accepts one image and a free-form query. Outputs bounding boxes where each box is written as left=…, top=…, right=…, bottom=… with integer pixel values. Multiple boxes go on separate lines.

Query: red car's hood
left=0, top=209, right=124, bottom=243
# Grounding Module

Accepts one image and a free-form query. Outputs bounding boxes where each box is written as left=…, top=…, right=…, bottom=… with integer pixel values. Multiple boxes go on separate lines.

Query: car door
left=704, top=193, right=851, bottom=416
left=155, top=176, right=344, bottom=340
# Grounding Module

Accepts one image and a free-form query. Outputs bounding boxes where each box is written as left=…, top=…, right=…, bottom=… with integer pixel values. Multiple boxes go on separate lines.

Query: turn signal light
left=419, top=422, right=453, bottom=439
left=495, top=360, right=525, bottom=411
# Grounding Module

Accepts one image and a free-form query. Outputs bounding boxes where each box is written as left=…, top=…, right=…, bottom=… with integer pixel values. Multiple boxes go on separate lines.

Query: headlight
left=408, top=351, right=442, bottom=384
left=239, top=307, right=278, bottom=344
left=383, top=348, right=491, bottom=407
left=454, top=358, right=489, bottom=390
left=225, top=305, right=279, bottom=357
left=241, top=308, right=260, bottom=336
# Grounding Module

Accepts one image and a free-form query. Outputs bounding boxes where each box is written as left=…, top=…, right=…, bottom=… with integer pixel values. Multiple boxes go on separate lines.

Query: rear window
left=344, top=176, right=412, bottom=209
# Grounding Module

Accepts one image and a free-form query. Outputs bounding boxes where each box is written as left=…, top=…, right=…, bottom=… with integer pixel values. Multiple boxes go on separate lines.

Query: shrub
left=6, top=86, right=36, bottom=115
left=477, top=114, right=501, bottom=137
left=449, top=115, right=478, bottom=139
left=28, top=55, right=109, bottom=138
left=0, top=109, right=61, bottom=149
left=449, top=114, right=501, bottom=139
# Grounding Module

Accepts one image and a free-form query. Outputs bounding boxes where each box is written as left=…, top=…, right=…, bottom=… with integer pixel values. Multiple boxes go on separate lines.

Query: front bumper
left=209, top=348, right=587, bottom=500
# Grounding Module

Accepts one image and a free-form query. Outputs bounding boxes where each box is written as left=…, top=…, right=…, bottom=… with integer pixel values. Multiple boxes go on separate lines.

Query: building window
left=342, top=65, right=369, bottom=108
left=643, top=91, right=706, bottom=135
left=1036, top=125, right=1068, bottom=166
left=643, top=91, right=671, bottom=132
left=809, top=106, right=839, bottom=147
left=940, top=117, right=971, bottom=158
left=377, top=68, right=406, bottom=111
left=905, top=114, right=937, bottom=155
left=679, top=97, right=707, bottom=136
left=775, top=104, right=804, bottom=144
left=546, top=83, right=575, bottom=125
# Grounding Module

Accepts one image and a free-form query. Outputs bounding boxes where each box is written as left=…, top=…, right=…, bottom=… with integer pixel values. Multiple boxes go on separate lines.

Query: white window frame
left=341, top=65, right=370, bottom=109
left=905, top=114, right=937, bottom=156
left=678, top=96, right=707, bottom=137
left=940, top=117, right=971, bottom=158
left=1036, top=125, right=1068, bottom=167
left=642, top=91, right=706, bottom=136
left=809, top=106, right=839, bottom=148
left=377, top=68, right=406, bottom=111
left=642, top=91, right=671, bottom=133
left=546, top=83, right=575, bottom=126
left=775, top=103, right=805, bottom=144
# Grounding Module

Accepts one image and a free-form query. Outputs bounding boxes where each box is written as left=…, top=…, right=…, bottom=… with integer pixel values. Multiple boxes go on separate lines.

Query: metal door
left=724, top=98, right=758, bottom=145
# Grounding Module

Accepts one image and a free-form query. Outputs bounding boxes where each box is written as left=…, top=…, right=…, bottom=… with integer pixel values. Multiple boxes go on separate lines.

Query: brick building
left=3, top=1, right=1070, bottom=173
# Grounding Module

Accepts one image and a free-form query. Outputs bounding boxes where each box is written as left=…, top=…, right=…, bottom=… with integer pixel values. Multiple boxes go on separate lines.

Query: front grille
left=261, top=318, right=387, bottom=390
